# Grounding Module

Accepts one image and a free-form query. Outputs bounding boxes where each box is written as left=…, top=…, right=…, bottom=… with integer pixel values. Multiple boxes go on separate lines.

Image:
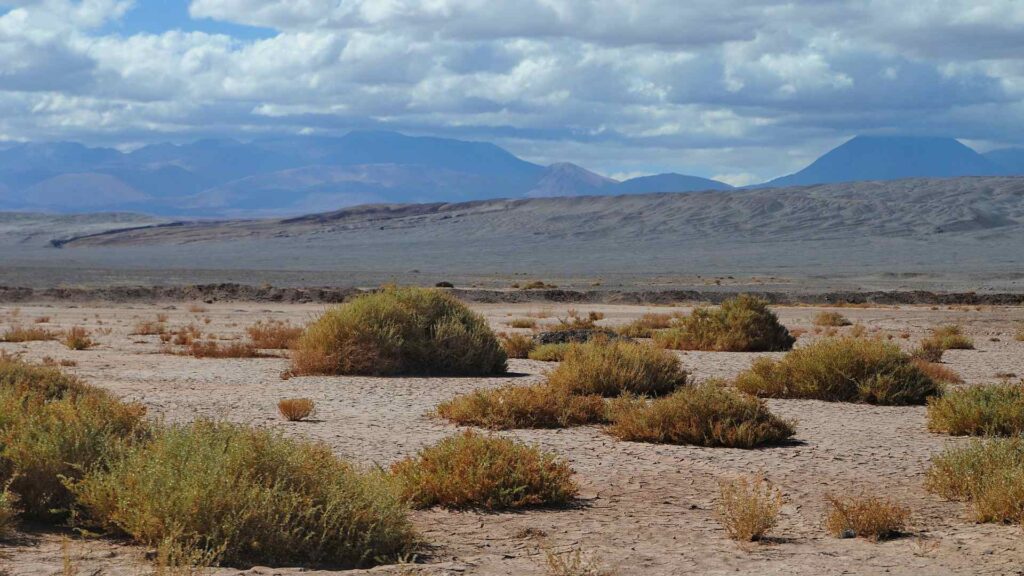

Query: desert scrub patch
left=392, top=430, right=577, bottom=510
left=927, top=383, right=1024, bottom=436
left=824, top=493, right=909, bottom=541
left=717, top=475, right=782, bottom=542
left=130, top=320, right=167, bottom=336
left=0, top=355, right=148, bottom=521
left=63, top=326, right=94, bottom=350
left=278, top=398, right=316, bottom=421
left=436, top=383, right=606, bottom=429
left=911, top=358, right=964, bottom=385
left=72, top=420, right=415, bottom=568
left=291, top=287, right=507, bottom=376
left=246, top=319, right=303, bottom=349
left=925, top=438, right=1024, bottom=524
left=186, top=340, right=264, bottom=359
left=1, top=325, right=57, bottom=342
left=812, top=311, right=851, bottom=327
left=735, top=337, right=942, bottom=405
left=509, top=318, right=538, bottom=329
left=528, top=342, right=571, bottom=362
left=654, top=295, right=795, bottom=352
left=546, top=339, right=686, bottom=397
left=0, top=484, right=18, bottom=538
left=921, top=325, right=974, bottom=353
left=607, top=383, right=795, bottom=448
left=500, top=332, right=536, bottom=359
left=615, top=312, right=677, bottom=338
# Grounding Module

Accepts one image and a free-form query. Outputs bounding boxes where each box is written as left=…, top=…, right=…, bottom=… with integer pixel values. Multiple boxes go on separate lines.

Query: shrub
left=813, top=311, right=851, bottom=327
left=500, top=333, right=536, bottom=359
left=925, top=438, right=1024, bottom=523
left=927, top=383, right=1024, bottom=436
left=1, top=325, right=57, bottom=342
left=247, top=320, right=303, bottom=349
left=436, top=383, right=606, bottom=429
left=278, top=398, right=316, bottom=421
left=171, top=325, right=201, bottom=346
left=291, top=287, right=507, bottom=376
left=544, top=546, right=614, bottom=576
left=131, top=321, right=167, bottom=336
left=824, top=494, right=909, bottom=541
left=0, top=356, right=148, bottom=520
left=717, top=475, right=782, bottom=541
left=912, top=358, right=963, bottom=385
left=63, top=327, right=94, bottom=350
left=616, top=313, right=676, bottom=338
left=607, top=383, right=795, bottom=448
left=186, top=341, right=262, bottom=359
left=510, top=318, right=538, bottom=329
left=392, top=431, right=577, bottom=510
left=654, top=295, right=794, bottom=352
left=735, top=337, right=942, bottom=405
left=528, top=343, right=571, bottom=362
left=72, top=421, right=415, bottom=567
left=921, top=325, right=974, bottom=353
left=546, top=339, right=686, bottom=397
left=0, top=485, right=17, bottom=538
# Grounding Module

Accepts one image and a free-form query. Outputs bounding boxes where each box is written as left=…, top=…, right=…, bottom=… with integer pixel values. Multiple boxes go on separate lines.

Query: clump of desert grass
left=168, top=325, right=202, bottom=346
left=615, top=312, right=677, bottom=338
left=925, top=438, right=1024, bottom=524
left=543, top=546, right=616, bottom=576
left=436, top=383, right=606, bottom=429
left=606, top=382, right=795, bottom=448
left=246, top=319, right=303, bottom=349
left=654, top=295, right=795, bottom=352
left=927, top=382, right=1024, bottom=436
left=528, top=342, right=571, bottom=362
left=186, top=340, right=263, bottom=359
left=919, top=325, right=975, bottom=357
left=72, top=420, right=415, bottom=567
left=812, top=311, right=851, bottom=327
left=392, top=430, right=577, bottom=510
left=500, top=332, right=536, bottom=359
left=546, top=339, right=686, bottom=397
left=278, top=398, right=316, bottom=421
left=911, top=358, right=964, bottom=385
left=735, top=337, right=942, bottom=405
left=717, top=475, right=782, bottom=542
left=1, top=325, right=57, bottom=342
left=509, top=318, right=538, bottom=329
left=291, top=287, right=506, bottom=376
left=62, top=326, right=94, bottom=350
left=131, top=320, right=167, bottom=336
left=824, top=493, right=909, bottom=541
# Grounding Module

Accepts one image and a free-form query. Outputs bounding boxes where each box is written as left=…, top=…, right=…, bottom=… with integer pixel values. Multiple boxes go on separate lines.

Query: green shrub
left=291, top=287, right=507, bottom=376
left=813, top=311, right=851, bottom=327
left=607, top=383, right=795, bottom=448
left=0, top=485, right=17, bottom=538
left=392, top=431, right=577, bottom=510
left=926, top=438, right=1024, bottom=523
left=616, top=313, right=676, bottom=338
left=500, top=332, right=535, bottom=359
left=654, top=295, right=794, bottom=352
left=921, top=325, right=974, bottom=353
left=72, top=421, right=415, bottom=567
left=528, top=342, right=570, bottom=362
left=436, top=383, right=607, bottom=429
left=927, top=383, right=1024, bottom=436
left=546, top=339, right=686, bottom=397
left=735, top=337, right=941, bottom=405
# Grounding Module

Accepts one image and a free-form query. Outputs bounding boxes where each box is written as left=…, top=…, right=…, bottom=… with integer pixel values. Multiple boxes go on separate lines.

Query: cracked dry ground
left=3, top=301, right=1024, bottom=576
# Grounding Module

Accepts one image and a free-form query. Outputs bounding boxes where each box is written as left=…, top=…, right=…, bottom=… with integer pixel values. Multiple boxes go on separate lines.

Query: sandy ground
left=2, top=301, right=1024, bottom=575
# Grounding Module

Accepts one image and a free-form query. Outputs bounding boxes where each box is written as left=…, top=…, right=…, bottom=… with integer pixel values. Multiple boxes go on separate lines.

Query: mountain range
left=0, top=131, right=1022, bottom=217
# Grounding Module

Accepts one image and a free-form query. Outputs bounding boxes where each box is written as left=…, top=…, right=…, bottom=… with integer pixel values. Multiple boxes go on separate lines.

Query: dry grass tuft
left=510, top=318, right=538, bottom=329
left=246, top=320, right=303, bottom=349
left=544, top=546, right=616, bottom=576
left=392, top=431, right=577, bottom=510
left=170, top=325, right=202, bottom=346
left=927, top=382, right=1024, bottom=436
left=735, top=337, right=941, bottom=405
left=528, top=343, right=571, bottom=362
left=925, top=437, right=1024, bottom=524
left=62, top=326, right=94, bottom=350
left=717, top=475, right=782, bottom=542
left=615, top=313, right=677, bottom=338
left=131, top=320, right=167, bottom=336
left=911, top=358, right=964, bottom=385
left=824, top=493, right=909, bottom=541
left=278, top=398, right=316, bottom=421
left=186, top=341, right=263, bottom=359
left=607, top=383, right=795, bottom=448
left=291, top=287, right=506, bottom=376
left=813, top=311, right=851, bottom=327
left=920, top=325, right=974, bottom=354
left=499, top=332, right=536, bottom=359
left=1, top=325, right=57, bottom=342
left=436, top=383, right=606, bottom=429
left=654, top=295, right=794, bottom=352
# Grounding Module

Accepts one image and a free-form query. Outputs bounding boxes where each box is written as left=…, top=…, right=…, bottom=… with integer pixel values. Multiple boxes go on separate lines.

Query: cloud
left=0, top=0, right=1022, bottom=182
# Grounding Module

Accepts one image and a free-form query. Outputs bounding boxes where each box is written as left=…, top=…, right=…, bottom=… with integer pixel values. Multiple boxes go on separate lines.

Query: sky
left=1, top=1, right=1023, bottom=184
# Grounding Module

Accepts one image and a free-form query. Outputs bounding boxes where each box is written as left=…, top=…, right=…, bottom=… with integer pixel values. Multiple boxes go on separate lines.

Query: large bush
left=927, top=383, right=1024, bottom=436
left=291, top=287, right=507, bottom=376
left=546, top=339, right=686, bottom=397
left=654, top=295, right=795, bottom=352
left=735, top=337, right=941, bottom=405
left=72, top=421, right=415, bottom=567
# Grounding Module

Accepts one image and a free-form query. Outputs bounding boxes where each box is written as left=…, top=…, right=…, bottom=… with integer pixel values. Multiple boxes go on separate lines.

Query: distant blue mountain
left=985, top=148, right=1024, bottom=175
left=617, top=173, right=732, bottom=193
left=763, top=136, right=1007, bottom=187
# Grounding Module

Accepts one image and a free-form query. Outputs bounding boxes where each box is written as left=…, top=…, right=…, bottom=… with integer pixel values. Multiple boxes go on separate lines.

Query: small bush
left=813, top=311, right=851, bottom=327
left=72, top=421, right=415, bottom=567
left=186, top=341, right=262, bottom=359
left=1, top=325, right=57, bottom=342
left=131, top=321, right=167, bottom=336
left=911, top=358, right=963, bottom=385
left=717, top=475, right=782, bottom=541
left=927, top=383, right=1024, bottom=436
left=171, top=325, right=202, bottom=346
left=500, top=333, right=536, bottom=359
left=247, top=320, right=303, bottom=349
left=510, top=318, right=538, bottom=329
left=654, top=295, right=794, bottom=352
left=278, top=398, right=316, bottom=421
left=735, top=337, right=941, bottom=405
left=546, top=339, right=686, bottom=397
left=607, top=383, right=795, bottom=448
left=63, top=327, right=94, bottom=350
left=925, top=438, right=1024, bottom=523
left=824, top=494, right=909, bottom=541
left=912, top=339, right=946, bottom=362
left=921, top=325, right=974, bottom=353
left=544, top=546, right=615, bottom=576
left=392, top=431, right=577, bottom=510
left=436, top=383, right=606, bottom=429
left=528, top=343, right=570, bottom=362
left=616, top=313, right=676, bottom=338
left=0, top=485, right=18, bottom=538
left=291, top=287, right=507, bottom=376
